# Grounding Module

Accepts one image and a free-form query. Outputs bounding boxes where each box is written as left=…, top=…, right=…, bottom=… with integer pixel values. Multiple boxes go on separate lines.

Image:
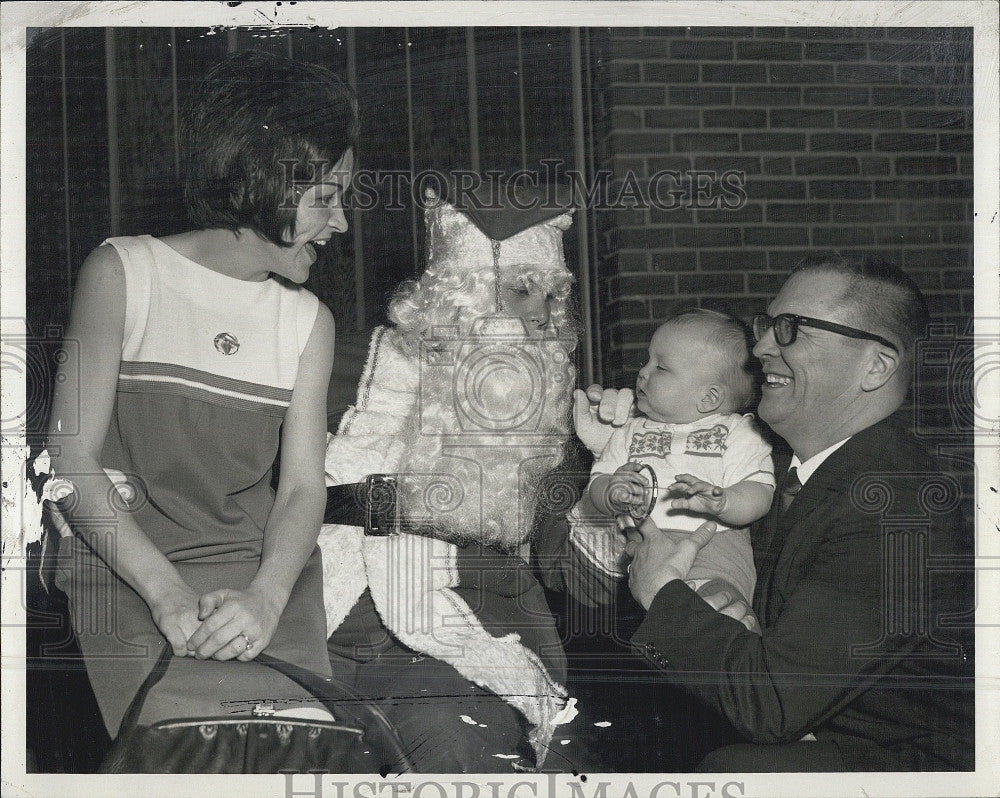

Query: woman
left=320, top=183, right=591, bottom=772
left=46, top=51, right=356, bottom=751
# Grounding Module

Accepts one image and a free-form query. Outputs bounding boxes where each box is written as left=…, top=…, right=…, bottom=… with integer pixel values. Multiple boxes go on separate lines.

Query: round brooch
left=214, top=332, right=240, bottom=355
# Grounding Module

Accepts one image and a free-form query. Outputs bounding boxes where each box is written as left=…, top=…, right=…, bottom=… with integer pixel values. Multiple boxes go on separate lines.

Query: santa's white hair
left=389, top=191, right=579, bottom=550
left=388, top=191, right=579, bottom=352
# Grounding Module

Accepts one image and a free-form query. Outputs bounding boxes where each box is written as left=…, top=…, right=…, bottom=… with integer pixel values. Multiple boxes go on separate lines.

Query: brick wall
left=591, top=25, right=974, bottom=430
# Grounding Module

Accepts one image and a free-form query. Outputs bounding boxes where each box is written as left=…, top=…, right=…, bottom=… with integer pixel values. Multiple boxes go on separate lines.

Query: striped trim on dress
left=117, top=361, right=292, bottom=417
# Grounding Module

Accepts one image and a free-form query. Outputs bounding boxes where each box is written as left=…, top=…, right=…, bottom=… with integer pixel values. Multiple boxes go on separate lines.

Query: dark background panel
left=63, top=28, right=112, bottom=282
left=474, top=26, right=524, bottom=175
left=172, top=27, right=229, bottom=113
left=289, top=26, right=349, bottom=70
left=354, top=26, right=416, bottom=328
left=25, top=29, right=69, bottom=343
left=233, top=25, right=295, bottom=58
left=521, top=27, right=576, bottom=177
left=113, top=27, right=180, bottom=238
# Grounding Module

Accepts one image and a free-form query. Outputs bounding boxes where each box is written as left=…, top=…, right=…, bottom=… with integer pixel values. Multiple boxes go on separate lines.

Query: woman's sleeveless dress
left=56, top=235, right=330, bottom=736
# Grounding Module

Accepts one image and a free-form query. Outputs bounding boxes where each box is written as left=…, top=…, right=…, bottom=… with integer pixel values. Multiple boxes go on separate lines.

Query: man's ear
left=860, top=345, right=900, bottom=391
left=698, top=385, right=724, bottom=414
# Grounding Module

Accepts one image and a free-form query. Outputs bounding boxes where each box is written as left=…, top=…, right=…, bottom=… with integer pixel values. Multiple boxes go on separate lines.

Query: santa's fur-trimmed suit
left=318, top=195, right=579, bottom=768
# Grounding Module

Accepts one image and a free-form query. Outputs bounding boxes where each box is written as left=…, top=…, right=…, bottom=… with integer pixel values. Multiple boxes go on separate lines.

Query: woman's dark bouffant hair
left=180, top=51, right=359, bottom=247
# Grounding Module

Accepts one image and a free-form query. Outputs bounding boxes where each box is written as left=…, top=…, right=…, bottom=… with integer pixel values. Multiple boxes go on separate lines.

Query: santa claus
left=318, top=181, right=588, bottom=772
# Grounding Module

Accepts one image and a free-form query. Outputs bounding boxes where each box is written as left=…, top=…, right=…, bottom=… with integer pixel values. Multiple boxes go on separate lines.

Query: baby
left=569, top=309, right=774, bottom=605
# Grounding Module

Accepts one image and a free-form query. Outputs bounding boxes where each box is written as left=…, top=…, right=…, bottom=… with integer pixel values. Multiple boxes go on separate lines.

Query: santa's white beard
left=395, top=325, right=574, bottom=550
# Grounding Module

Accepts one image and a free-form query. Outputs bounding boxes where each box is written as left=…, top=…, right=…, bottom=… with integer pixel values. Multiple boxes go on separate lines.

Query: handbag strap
left=114, top=643, right=175, bottom=736
left=256, top=652, right=415, bottom=773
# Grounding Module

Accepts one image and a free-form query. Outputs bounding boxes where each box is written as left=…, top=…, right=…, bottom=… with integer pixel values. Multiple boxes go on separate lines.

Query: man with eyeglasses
left=571, top=254, right=974, bottom=771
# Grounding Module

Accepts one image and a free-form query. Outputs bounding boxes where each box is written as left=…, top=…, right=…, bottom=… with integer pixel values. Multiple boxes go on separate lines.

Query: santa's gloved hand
left=572, top=384, right=634, bottom=455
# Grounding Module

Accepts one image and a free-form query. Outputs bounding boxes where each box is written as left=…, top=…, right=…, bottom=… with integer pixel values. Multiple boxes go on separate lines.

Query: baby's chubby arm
left=669, top=475, right=774, bottom=527
left=588, top=462, right=650, bottom=517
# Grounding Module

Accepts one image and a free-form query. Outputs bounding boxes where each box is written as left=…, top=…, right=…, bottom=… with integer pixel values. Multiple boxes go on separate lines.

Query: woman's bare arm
left=48, top=245, right=201, bottom=655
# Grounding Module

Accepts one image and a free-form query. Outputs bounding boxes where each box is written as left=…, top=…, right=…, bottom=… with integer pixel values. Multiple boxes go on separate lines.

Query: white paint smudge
left=551, top=696, right=579, bottom=726
left=3, top=444, right=43, bottom=551
left=34, top=450, right=50, bottom=474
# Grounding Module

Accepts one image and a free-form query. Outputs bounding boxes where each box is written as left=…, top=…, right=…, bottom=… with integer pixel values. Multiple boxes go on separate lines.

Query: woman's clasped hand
left=184, top=587, right=282, bottom=661
left=147, top=581, right=279, bottom=662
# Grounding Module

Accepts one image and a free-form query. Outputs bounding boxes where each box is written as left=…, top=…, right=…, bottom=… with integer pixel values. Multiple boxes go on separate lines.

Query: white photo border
left=2, top=2, right=997, bottom=797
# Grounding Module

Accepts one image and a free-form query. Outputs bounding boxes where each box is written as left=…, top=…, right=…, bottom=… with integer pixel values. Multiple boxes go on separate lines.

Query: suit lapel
left=753, top=415, right=910, bottom=628
left=757, top=441, right=862, bottom=624
left=755, top=418, right=900, bottom=625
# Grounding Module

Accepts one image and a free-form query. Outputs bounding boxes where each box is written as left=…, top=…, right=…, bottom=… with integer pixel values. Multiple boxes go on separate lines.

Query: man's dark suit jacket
left=631, top=412, right=974, bottom=770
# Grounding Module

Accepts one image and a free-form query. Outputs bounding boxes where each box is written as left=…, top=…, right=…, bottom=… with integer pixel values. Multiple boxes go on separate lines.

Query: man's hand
left=625, top=520, right=719, bottom=610
left=698, top=586, right=761, bottom=633
left=572, top=384, right=634, bottom=455
left=669, top=473, right=728, bottom=516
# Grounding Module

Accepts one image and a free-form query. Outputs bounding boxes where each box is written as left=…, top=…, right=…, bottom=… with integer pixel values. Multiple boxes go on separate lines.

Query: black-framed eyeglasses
left=753, top=313, right=899, bottom=352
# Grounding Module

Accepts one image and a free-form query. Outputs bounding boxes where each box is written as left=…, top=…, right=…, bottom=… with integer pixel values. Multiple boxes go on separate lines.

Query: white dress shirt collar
left=789, top=437, right=852, bottom=485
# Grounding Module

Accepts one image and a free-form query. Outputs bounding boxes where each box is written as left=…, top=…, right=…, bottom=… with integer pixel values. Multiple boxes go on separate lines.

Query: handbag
left=100, top=646, right=414, bottom=774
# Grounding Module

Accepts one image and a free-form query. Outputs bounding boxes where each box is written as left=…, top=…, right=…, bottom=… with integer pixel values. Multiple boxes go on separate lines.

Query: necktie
left=780, top=466, right=802, bottom=513
left=759, top=466, right=803, bottom=621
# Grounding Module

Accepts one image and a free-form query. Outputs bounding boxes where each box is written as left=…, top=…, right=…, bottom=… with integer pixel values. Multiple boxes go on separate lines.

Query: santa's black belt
left=324, top=481, right=371, bottom=530
left=325, top=475, right=400, bottom=535
left=325, top=476, right=529, bottom=560
left=325, top=475, right=459, bottom=542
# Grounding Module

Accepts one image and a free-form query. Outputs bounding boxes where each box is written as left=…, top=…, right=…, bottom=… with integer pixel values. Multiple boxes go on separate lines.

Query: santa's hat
left=422, top=180, right=575, bottom=309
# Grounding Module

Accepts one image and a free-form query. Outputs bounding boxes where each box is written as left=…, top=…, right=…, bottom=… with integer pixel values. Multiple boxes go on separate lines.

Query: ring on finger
left=236, top=632, right=253, bottom=652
